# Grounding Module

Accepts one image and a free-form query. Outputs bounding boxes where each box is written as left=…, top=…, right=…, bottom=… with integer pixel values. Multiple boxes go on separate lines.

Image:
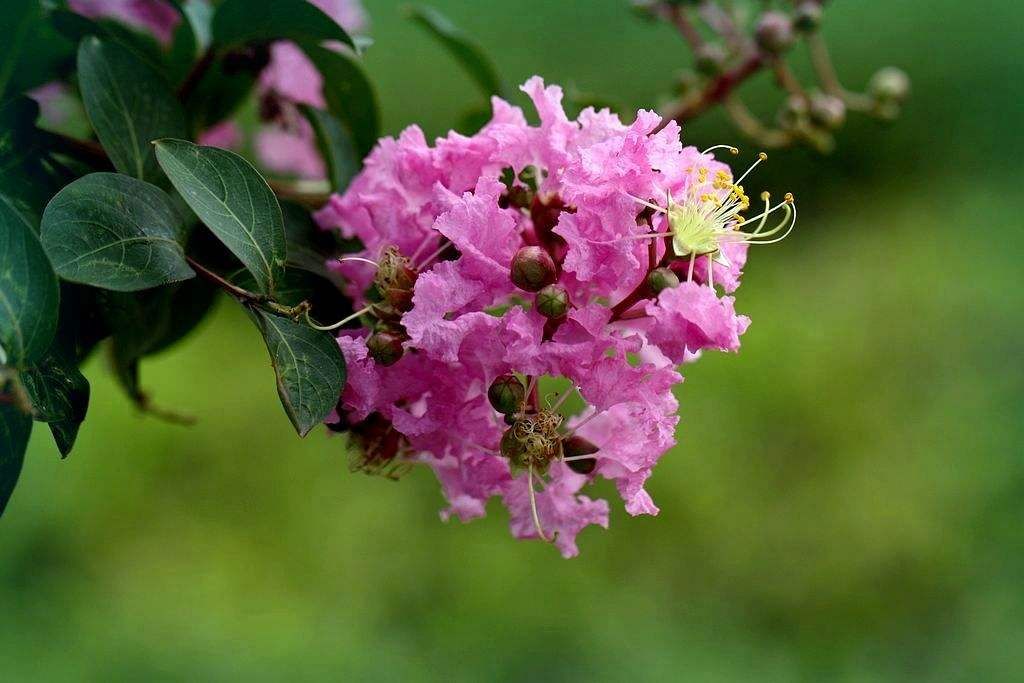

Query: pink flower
left=254, top=0, right=368, bottom=177
left=318, top=77, right=795, bottom=556
left=69, top=0, right=181, bottom=46
left=197, top=121, right=243, bottom=150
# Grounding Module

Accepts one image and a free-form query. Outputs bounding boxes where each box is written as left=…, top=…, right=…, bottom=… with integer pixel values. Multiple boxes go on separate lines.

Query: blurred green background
left=3, top=0, right=1023, bottom=680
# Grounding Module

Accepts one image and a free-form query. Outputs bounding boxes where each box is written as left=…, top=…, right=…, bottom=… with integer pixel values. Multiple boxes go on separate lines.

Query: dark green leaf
left=281, top=200, right=339, bottom=279
left=78, top=37, right=188, bottom=182
left=0, top=402, right=32, bottom=517
left=0, top=98, right=56, bottom=212
left=182, top=52, right=259, bottom=132
left=212, top=0, right=355, bottom=50
left=300, top=105, right=359, bottom=194
left=249, top=308, right=346, bottom=437
left=155, top=139, right=286, bottom=295
left=100, top=281, right=215, bottom=416
left=299, top=43, right=379, bottom=157
left=40, top=173, right=195, bottom=291
left=409, top=6, right=504, bottom=98
left=0, top=193, right=59, bottom=367
left=0, top=0, right=41, bottom=101
left=21, top=349, right=89, bottom=458
left=52, top=10, right=173, bottom=89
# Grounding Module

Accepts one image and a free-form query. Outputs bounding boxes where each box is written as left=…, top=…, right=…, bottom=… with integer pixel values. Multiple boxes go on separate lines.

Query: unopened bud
left=869, top=67, right=910, bottom=104
left=510, top=246, right=557, bottom=292
left=367, top=329, right=405, bottom=366
left=535, top=284, right=570, bottom=319
left=755, top=12, right=795, bottom=54
left=793, top=1, right=822, bottom=33
left=488, top=374, right=525, bottom=415
left=562, top=435, right=599, bottom=475
left=695, top=43, right=728, bottom=76
left=809, top=92, right=846, bottom=130
left=647, top=267, right=680, bottom=293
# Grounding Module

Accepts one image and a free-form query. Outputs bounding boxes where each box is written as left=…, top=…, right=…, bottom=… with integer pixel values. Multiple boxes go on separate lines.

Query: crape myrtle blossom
left=315, top=77, right=796, bottom=557
left=255, top=0, right=368, bottom=178
left=68, top=0, right=181, bottom=46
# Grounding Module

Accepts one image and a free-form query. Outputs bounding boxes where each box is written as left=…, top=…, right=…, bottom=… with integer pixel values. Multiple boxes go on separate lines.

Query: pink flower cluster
left=316, top=78, right=766, bottom=557
left=253, top=0, right=368, bottom=178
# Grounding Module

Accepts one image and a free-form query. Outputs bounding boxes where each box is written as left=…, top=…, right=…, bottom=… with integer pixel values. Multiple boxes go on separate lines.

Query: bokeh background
left=3, top=0, right=1023, bottom=680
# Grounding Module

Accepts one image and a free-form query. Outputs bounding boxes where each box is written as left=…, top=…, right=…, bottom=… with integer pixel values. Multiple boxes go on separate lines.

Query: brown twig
left=658, top=51, right=765, bottom=131
left=177, top=47, right=216, bottom=102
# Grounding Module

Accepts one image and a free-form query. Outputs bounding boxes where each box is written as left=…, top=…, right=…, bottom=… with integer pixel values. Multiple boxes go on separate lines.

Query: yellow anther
left=784, top=192, right=794, bottom=203
left=758, top=152, right=768, bottom=161
left=760, top=191, right=771, bottom=201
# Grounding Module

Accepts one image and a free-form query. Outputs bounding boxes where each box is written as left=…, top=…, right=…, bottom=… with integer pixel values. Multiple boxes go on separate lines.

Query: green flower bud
left=793, top=1, right=822, bottom=33
left=367, top=329, right=405, bottom=366
left=535, top=284, right=570, bottom=319
left=647, top=267, right=680, bottom=293
left=695, top=43, right=728, bottom=76
left=809, top=92, right=846, bottom=130
left=510, top=246, right=557, bottom=292
left=755, top=12, right=795, bottom=54
left=869, top=67, right=910, bottom=104
left=562, top=435, right=599, bottom=475
left=488, top=374, right=526, bottom=415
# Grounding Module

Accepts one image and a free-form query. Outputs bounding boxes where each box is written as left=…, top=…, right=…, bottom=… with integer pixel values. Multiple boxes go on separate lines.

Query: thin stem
left=528, top=466, right=552, bottom=542
left=806, top=32, right=843, bottom=97
left=267, top=178, right=331, bottom=208
left=177, top=47, right=216, bottom=102
left=658, top=51, right=765, bottom=130
left=722, top=97, right=793, bottom=149
left=415, top=240, right=454, bottom=271
left=186, top=256, right=262, bottom=303
left=35, top=130, right=113, bottom=170
left=665, top=3, right=704, bottom=51
left=305, top=305, right=373, bottom=332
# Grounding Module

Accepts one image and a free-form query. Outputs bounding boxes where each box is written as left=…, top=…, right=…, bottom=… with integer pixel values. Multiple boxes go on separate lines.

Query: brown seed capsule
left=562, top=435, right=599, bottom=475
left=695, top=43, right=728, bottom=76
left=535, top=284, right=570, bottom=319
left=500, top=427, right=528, bottom=468
left=793, top=1, right=822, bottom=33
left=809, top=92, right=847, bottom=130
left=755, top=12, right=795, bottom=54
left=647, top=267, right=680, bottom=294
left=367, top=329, right=405, bottom=366
left=510, top=246, right=557, bottom=292
left=488, top=374, right=526, bottom=415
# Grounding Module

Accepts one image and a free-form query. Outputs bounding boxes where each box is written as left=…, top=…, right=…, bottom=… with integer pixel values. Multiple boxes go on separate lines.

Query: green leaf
left=77, top=37, right=188, bottom=182
left=249, top=308, right=346, bottom=437
left=408, top=6, right=504, bottom=98
left=0, top=0, right=41, bottom=101
left=40, top=173, right=195, bottom=291
left=281, top=200, right=339, bottom=279
left=299, top=43, right=379, bottom=157
left=212, top=0, right=355, bottom=50
left=21, top=349, right=89, bottom=458
left=155, top=139, right=286, bottom=295
left=52, top=9, right=170, bottom=81
left=100, top=281, right=215, bottom=420
left=0, top=193, right=59, bottom=367
left=0, top=402, right=32, bottom=517
left=300, top=105, right=360, bottom=194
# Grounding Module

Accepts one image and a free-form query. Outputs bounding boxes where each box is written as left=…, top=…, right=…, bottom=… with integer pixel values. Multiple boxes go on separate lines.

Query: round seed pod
left=562, top=435, right=599, bottom=475
left=510, top=246, right=557, bottom=292
left=809, top=92, right=847, bottom=130
left=647, top=267, right=681, bottom=293
left=535, top=284, right=570, bottom=319
left=488, top=374, right=526, bottom=415
left=755, top=12, right=795, bottom=54
left=868, top=67, right=911, bottom=104
left=367, top=329, right=405, bottom=366
left=793, top=1, right=823, bottom=33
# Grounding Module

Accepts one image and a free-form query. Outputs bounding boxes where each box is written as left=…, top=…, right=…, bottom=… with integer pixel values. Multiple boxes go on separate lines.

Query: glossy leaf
left=0, top=403, right=31, bottom=517
left=77, top=37, right=188, bottom=182
left=212, top=0, right=355, bottom=50
left=21, top=349, right=89, bottom=458
left=281, top=201, right=339, bottom=279
left=0, top=193, right=59, bottom=367
left=299, top=43, right=379, bottom=156
left=249, top=308, right=346, bottom=437
left=155, top=139, right=286, bottom=295
left=409, top=6, right=504, bottom=98
left=40, top=173, right=194, bottom=292
left=300, top=106, right=360, bottom=193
